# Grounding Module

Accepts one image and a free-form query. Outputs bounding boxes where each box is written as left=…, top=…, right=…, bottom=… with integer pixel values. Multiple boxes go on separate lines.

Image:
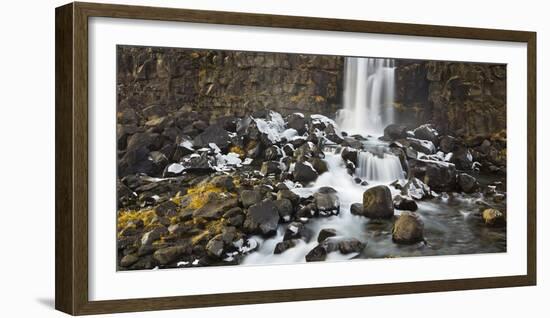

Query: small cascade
left=356, top=151, right=404, bottom=183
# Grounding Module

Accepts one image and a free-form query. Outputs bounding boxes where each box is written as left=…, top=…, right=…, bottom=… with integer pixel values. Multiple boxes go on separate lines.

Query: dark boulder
left=293, top=142, right=322, bottom=161
left=295, top=205, right=314, bottom=219
left=360, top=185, right=394, bottom=219
left=457, top=173, right=479, bottom=193
left=148, top=151, right=169, bottom=173
left=350, top=203, right=363, bottom=216
left=193, top=125, right=231, bottom=150
left=243, top=200, right=280, bottom=236
left=140, top=226, right=168, bottom=246
left=223, top=207, right=245, bottom=227
left=450, top=147, right=474, bottom=170
left=117, top=124, right=139, bottom=150
left=264, top=146, right=282, bottom=161
left=119, top=147, right=155, bottom=177
left=154, top=200, right=179, bottom=217
left=317, top=228, right=337, bottom=243
left=392, top=212, right=424, bottom=244
left=406, top=137, right=436, bottom=154
left=142, top=104, right=167, bottom=120
left=180, top=153, right=214, bottom=172
left=205, top=228, right=243, bottom=259
left=117, top=181, right=137, bottom=209
left=305, top=244, right=328, bottom=262
left=413, top=124, right=439, bottom=145
left=192, top=120, right=209, bottom=132
left=287, top=113, right=307, bottom=134
left=337, top=238, right=366, bottom=254
left=324, top=124, right=344, bottom=144
left=342, top=137, right=363, bottom=149
left=153, top=245, right=189, bottom=265
left=126, top=132, right=162, bottom=153
left=240, top=190, right=263, bottom=209
left=393, top=177, right=432, bottom=200
left=341, top=147, right=358, bottom=166
left=120, top=254, right=139, bottom=267
left=383, top=124, right=409, bottom=141
left=393, top=195, right=418, bottom=211
left=260, top=161, right=282, bottom=176
left=215, top=116, right=238, bottom=133
left=276, top=189, right=300, bottom=207
left=310, top=158, right=328, bottom=175
left=119, top=108, right=139, bottom=125
left=205, top=235, right=225, bottom=259
left=423, top=161, right=457, bottom=192
left=210, top=175, right=235, bottom=191
left=293, top=161, right=319, bottom=184
left=305, top=237, right=366, bottom=262
left=479, top=139, right=492, bottom=154
left=274, top=239, right=299, bottom=254
left=282, top=144, right=295, bottom=157
left=283, top=221, right=310, bottom=241
left=439, top=135, right=457, bottom=153
left=273, top=198, right=294, bottom=222
left=482, top=208, right=506, bottom=227
left=193, top=193, right=238, bottom=221
left=313, top=187, right=340, bottom=216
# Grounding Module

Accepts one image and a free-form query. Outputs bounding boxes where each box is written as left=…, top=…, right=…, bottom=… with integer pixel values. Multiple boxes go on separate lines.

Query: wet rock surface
left=243, top=201, right=280, bottom=237
left=360, top=185, right=395, bottom=219
left=392, top=212, right=425, bottom=244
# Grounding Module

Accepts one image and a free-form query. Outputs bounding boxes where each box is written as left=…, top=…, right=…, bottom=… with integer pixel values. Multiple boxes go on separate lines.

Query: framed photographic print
left=55, top=2, right=537, bottom=315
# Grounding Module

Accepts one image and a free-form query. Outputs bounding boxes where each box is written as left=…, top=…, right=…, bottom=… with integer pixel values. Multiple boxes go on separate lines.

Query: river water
left=242, top=145, right=506, bottom=266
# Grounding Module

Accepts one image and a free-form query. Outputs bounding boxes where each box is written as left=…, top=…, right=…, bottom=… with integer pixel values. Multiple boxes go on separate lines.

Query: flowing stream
left=242, top=57, right=505, bottom=266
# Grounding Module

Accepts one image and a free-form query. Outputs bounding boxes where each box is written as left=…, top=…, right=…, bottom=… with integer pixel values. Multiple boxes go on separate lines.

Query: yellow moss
left=232, top=177, right=241, bottom=188
left=117, top=209, right=156, bottom=230
left=290, top=95, right=300, bottom=102
left=169, top=216, right=179, bottom=225
left=313, top=95, right=325, bottom=103
left=245, top=140, right=257, bottom=152
left=204, top=218, right=226, bottom=233
left=152, top=237, right=166, bottom=246
left=229, top=145, right=246, bottom=158
left=191, top=231, right=209, bottom=245
left=170, top=194, right=186, bottom=206
left=491, top=129, right=507, bottom=142
left=186, top=183, right=223, bottom=209
left=191, top=218, right=226, bottom=245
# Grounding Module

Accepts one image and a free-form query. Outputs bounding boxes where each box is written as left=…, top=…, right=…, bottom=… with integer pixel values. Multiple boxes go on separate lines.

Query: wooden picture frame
left=55, top=2, right=537, bottom=315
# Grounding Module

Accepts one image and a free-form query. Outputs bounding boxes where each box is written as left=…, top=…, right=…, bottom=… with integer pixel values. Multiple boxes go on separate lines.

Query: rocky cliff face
left=394, top=60, right=506, bottom=139
left=117, top=46, right=506, bottom=140
left=117, top=46, right=344, bottom=121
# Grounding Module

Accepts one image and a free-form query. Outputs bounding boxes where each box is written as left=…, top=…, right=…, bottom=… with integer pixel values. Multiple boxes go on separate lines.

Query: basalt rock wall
left=117, top=46, right=344, bottom=121
left=394, top=60, right=507, bottom=139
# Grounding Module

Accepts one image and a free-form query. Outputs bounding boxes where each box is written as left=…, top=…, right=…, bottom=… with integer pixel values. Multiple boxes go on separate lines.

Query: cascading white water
left=356, top=151, right=404, bottom=183
left=337, top=57, right=396, bottom=136
left=242, top=150, right=370, bottom=266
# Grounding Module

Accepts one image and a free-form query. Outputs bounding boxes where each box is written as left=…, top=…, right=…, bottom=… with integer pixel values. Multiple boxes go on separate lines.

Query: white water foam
left=337, top=57, right=395, bottom=136
left=356, top=151, right=404, bottom=183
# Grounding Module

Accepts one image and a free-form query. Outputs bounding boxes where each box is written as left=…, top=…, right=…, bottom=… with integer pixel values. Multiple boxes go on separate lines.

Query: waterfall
left=337, top=57, right=396, bottom=136
left=356, top=151, right=404, bottom=183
